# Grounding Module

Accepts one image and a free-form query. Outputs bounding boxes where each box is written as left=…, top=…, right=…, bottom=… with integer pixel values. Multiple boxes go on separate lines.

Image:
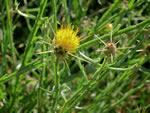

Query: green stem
left=76, top=59, right=88, bottom=82
left=22, top=0, right=48, bottom=66
left=52, top=0, right=57, bottom=31
left=62, top=0, right=70, bottom=24
left=5, top=0, right=16, bottom=111
left=5, top=0, right=16, bottom=69
left=38, top=45, right=46, bottom=113
left=52, top=56, right=60, bottom=112
left=79, top=18, right=150, bottom=49
left=97, top=0, right=122, bottom=26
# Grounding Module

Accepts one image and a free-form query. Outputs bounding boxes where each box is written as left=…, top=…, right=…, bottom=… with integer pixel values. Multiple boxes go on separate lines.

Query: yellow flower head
left=54, top=25, right=80, bottom=54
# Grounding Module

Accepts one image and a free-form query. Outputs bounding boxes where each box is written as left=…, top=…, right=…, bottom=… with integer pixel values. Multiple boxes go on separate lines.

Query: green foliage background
left=0, top=0, right=150, bottom=113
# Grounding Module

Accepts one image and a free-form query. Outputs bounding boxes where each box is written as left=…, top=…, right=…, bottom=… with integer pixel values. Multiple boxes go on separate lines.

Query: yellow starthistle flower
left=54, top=25, right=80, bottom=56
left=36, top=24, right=89, bottom=63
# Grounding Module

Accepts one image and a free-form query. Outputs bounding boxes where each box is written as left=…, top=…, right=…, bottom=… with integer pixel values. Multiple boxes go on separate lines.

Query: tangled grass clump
left=0, top=0, right=150, bottom=113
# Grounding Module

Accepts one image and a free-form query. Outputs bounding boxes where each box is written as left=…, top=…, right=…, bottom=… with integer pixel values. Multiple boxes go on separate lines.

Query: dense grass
left=0, top=0, right=150, bottom=113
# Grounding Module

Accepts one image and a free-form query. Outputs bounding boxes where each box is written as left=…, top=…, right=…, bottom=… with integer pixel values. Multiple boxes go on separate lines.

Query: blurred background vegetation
left=0, top=0, right=150, bottom=113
